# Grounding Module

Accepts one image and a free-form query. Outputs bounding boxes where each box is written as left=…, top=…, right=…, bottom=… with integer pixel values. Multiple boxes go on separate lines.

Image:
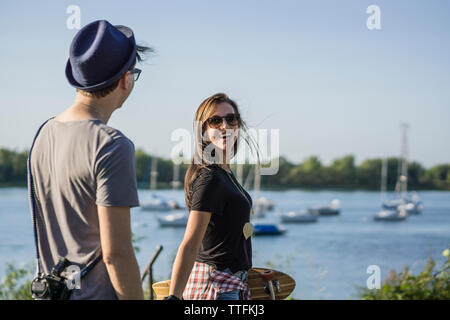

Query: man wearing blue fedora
left=28, top=20, right=151, bottom=299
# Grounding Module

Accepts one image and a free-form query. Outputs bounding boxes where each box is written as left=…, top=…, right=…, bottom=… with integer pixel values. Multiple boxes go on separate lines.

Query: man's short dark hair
left=77, top=45, right=153, bottom=98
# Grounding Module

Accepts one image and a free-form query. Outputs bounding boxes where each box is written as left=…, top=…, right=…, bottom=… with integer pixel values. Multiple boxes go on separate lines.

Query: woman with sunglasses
left=166, top=93, right=258, bottom=300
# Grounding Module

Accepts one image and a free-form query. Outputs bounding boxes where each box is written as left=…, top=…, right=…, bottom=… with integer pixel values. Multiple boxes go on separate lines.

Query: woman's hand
left=164, top=294, right=182, bottom=300
left=168, top=210, right=212, bottom=298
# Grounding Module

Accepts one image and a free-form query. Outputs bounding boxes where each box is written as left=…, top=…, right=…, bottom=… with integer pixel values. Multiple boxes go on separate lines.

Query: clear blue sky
left=1, top=0, right=449, bottom=168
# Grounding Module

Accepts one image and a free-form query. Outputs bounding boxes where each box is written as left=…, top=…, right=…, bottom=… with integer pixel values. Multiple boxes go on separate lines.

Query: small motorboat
left=280, top=210, right=318, bottom=223
left=382, top=198, right=405, bottom=210
left=308, top=199, right=340, bottom=216
left=157, top=212, right=188, bottom=227
left=373, top=209, right=408, bottom=221
left=398, top=200, right=423, bottom=215
left=167, top=199, right=185, bottom=210
left=251, top=197, right=275, bottom=218
left=141, top=195, right=172, bottom=211
left=383, top=194, right=423, bottom=215
left=252, top=222, right=286, bottom=236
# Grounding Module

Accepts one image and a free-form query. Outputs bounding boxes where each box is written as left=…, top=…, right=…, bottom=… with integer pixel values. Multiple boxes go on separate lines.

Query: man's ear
left=119, top=71, right=131, bottom=90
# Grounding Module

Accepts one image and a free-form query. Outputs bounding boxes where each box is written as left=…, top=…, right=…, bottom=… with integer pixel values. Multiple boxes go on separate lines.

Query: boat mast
left=236, top=163, right=244, bottom=185
left=253, top=164, right=261, bottom=196
left=381, top=158, right=387, bottom=203
left=150, top=155, right=158, bottom=191
left=171, top=152, right=182, bottom=190
left=400, top=123, right=409, bottom=200
left=171, top=163, right=181, bottom=190
left=253, top=164, right=261, bottom=214
left=243, top=164, right=254, bottom=190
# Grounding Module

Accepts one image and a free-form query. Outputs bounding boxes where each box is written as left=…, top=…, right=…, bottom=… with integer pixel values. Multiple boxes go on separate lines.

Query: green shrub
left=0, top=262, right=34, bottom=300
left=358, top=249, right=450, bottom=300
left=0, top=232, right=144, bottom=300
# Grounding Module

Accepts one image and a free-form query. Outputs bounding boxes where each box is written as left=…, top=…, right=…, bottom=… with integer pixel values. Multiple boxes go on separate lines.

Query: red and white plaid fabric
left=183, top=261, right=251, bottom=300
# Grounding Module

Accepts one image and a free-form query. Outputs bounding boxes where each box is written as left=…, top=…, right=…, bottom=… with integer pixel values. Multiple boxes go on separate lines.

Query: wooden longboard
left=247, top=268, right=295, bottom=300
left=152, top=267, right=295, bottom=300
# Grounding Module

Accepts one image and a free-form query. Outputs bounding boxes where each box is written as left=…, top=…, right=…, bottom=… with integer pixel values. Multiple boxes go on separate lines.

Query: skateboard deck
left=247, top=267, right=295, bottom=300
left=152, top=267, right=295, bottom=300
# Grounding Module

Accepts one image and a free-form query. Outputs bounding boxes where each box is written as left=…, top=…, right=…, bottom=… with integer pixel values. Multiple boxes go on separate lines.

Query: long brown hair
left=184, top=93, right=258, bottom=209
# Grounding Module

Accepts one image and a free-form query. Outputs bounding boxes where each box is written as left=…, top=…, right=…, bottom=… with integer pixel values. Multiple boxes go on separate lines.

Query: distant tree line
left=1, top=148, right=449, bottom=190
left=0, top=149, right=28, bottom=186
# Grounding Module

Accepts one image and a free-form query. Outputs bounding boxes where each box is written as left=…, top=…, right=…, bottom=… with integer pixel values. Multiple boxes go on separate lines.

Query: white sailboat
left=141, top=155, right=172, bottom=212
left=280, top=209, right=318, bottom=223
left=308, top=199, right=340, bottom=216
left=141, top=194, right=172, bottom=211
left=251, top=165, right=275, bottom=217
left=373, top=208, right=408, bottom=221
left=157, top=212, right=188, bottom=227
left=242, top=163, right=284, bottom=235
left=156, top=154, right=189, bottom=227
left=397, top=192, right=423, bottom=214
left=374, top=158, right=408, bottom=221
left=168, top=158, right=184, bottom=210
left=381, top=123, right=423, bottom=215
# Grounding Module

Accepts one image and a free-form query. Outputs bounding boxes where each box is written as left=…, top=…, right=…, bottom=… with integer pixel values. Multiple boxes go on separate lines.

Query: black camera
left=31, top=257, right=73, bottom=300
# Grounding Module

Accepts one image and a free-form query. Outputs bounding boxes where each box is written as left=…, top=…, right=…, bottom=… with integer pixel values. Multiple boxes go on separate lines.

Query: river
left=1, top=188, right=449, bottom=299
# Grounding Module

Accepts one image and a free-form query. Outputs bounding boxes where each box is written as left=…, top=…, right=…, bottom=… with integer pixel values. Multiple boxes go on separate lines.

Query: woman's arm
left=169, top=210, right=211, bottom=298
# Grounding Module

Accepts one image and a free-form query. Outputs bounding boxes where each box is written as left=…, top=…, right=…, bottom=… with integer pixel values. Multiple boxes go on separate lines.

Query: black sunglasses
left=129, top=68, right=141, bottom=82
left=205, top=114, right=240, bottom=128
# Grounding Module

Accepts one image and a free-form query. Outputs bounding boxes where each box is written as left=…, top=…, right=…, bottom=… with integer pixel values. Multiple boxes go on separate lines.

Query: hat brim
left=65, top=25, right=137, bottom=92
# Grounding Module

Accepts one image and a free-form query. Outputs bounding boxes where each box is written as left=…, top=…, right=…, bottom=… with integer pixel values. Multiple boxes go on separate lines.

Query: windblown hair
left=184, top=93, right=259, bottom=209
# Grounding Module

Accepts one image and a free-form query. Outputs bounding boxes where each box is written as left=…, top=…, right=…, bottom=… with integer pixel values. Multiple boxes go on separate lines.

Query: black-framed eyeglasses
left=129, top=68, right=141, bottom=82
left=205, top=114, right=241, bottom=128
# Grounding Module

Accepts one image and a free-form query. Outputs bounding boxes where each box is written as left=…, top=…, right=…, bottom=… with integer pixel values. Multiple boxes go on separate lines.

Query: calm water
left=0, top=188, right=449, bottom=299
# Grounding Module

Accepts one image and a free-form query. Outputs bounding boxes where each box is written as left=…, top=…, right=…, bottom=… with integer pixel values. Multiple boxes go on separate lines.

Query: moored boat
left=157, top=212, right=188, bottom=227
left=308, top=200, right=340, bottom=216
left=373, top=209, right=408, bottom=221
left=280, top=210, right=318, bottom=223
left=253, top=222, right=286, bottom=235
left=141, top=195, right=172, bottom=211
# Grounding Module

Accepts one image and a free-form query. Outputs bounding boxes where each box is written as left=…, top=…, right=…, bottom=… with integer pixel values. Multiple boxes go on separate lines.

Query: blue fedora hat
left=66, top=20, right=136, bottom=92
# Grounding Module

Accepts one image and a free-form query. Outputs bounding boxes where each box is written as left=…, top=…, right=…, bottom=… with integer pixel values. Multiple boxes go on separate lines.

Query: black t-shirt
left=189, top=165, right=252, bottom=273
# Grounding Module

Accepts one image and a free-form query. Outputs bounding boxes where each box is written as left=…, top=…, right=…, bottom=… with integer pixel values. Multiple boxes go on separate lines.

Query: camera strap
left=28, top=117, right=54, bottom=275
left=28, top=117, right=102, bottom=279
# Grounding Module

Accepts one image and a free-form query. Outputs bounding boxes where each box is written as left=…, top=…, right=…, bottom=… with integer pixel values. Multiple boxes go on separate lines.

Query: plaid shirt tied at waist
left=182, top=261, right=251, bottom=300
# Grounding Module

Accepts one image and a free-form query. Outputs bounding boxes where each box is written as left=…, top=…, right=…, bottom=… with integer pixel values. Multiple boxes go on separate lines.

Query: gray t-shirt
left=29, top=118, right=140, bottom=299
